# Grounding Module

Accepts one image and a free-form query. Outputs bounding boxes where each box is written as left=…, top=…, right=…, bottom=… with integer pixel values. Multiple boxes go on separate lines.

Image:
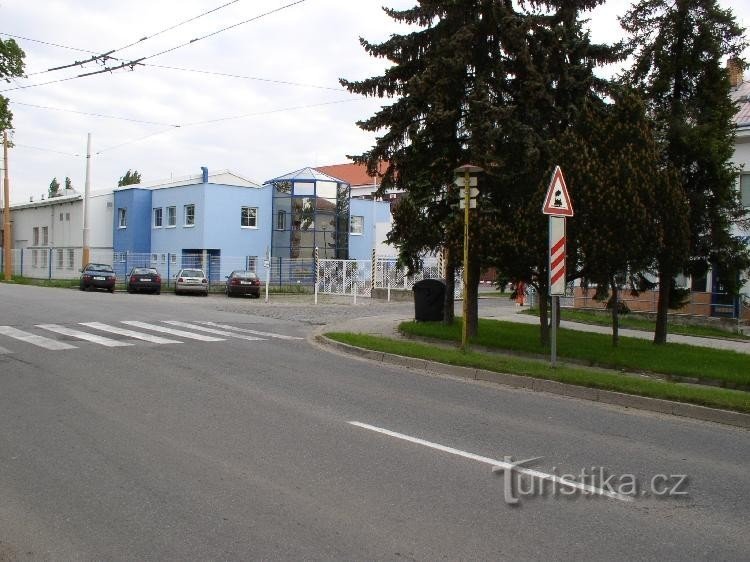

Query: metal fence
left=373, top=255, right=463, bottom=298
left=317, top=259, right=372, bottom=297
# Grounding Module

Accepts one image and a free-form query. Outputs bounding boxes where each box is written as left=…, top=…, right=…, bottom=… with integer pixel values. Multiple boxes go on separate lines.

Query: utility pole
left=3, top=131, right=12, bottom=281
left=81, top=133, right=92, bottom=266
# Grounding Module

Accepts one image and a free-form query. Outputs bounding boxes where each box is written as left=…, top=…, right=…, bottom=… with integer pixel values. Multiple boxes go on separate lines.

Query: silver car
left=174, top=268, right=209, bottom=296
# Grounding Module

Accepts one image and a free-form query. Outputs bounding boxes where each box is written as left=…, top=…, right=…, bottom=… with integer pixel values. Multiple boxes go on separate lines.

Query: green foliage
left=64, top=176, right=72, bottom=190
left=118, top=169, right=142, bottom=187
left=48, top=177, right=60, bottom=198
left=0, top=37, right=25, bottom=130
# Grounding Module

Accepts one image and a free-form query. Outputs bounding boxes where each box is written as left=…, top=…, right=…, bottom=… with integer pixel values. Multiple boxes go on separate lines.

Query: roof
left=6, top=192, right=82, bottom=210
left=731, top=79, right=750, bottom=129
left=315, top=161, right=387, bottom=187
left=116, top=169, right=261, bottom=191
left=265, top=167, right=347, bottom=184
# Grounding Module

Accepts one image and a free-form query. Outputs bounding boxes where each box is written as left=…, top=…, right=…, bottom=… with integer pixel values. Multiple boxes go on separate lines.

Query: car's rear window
left=133, top=268, right=157, bottom=275
left=233, top=271, right=258, bottom=279
left=88, top=264, right=113, bottom=272
left=182, top=270, right=204, bottom=277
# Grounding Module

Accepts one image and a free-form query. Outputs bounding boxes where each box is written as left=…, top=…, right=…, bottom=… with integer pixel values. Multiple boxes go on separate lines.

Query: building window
left=241, top=206, right=258, bottom=228
left=161, top=254, right=166, bottom=264
left=67, top=249, right=74, bottom=269
left=350, top=215, right=364, bottom=235
left=33, top=227, right=39, bottom=246
left=59, top=212, right=64, bottom=221
left=170, top=254, right=177, bottom=265
left=276, top=210, right=286, bottom=230
left=184, top=204, right=195, bottom=226
left=118, top=208, right=127, bottom=228
left=246, top=256, right=258, bottom=271
left=741, top=173, right=750, bottom=208
left=167, top=206, right=176, bottom=227
left=32, top=249, right=38, bottom=267
left=66, top=212, right=70, bottom=221
left=40, top=250, right=48, bottom=269
left=56, top=249, right=64, bottom=269
left=151, top=253, right=159, bottom=263
left=42, top=226, right=48, bottom=245
left=153, top=208, right=163, bottom=228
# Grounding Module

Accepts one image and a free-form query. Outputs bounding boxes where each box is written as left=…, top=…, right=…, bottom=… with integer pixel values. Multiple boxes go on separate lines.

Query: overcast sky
left=1, top=0, right=749, bottom=204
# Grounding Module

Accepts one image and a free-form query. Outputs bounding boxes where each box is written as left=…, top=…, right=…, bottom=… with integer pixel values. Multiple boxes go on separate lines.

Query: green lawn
left=522, top=307, right=748, bottom=341
left=399, top=318, right=750, bottom=388
left=325, top=332, right=750, bottom=414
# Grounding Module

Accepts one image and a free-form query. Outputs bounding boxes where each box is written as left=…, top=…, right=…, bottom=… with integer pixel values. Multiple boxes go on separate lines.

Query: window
left=118, top=208, right=127, bottom=228
left=741, top=173, right=750, bottom=208
left=151, top=254, right=159, bottom=263
left=59, top=213, right=64, bottom=221
left=42, top=226, right=48, bottom=245
left=56, top=249, right=63, bottom=269
left=350, top=215, right=364, bottom=235
left=67, top=249, right=74, bottom=270
left=153, top=208, right=163, bottom=228
left=246, top=256, right=258, bottom=271
left=170, top=254, right=177, bottom=265
left=161, top=254, right=166, bottom=264
left=66, top=212, right=70, bottom=221
left=241, top=206, right=258, bottom=228
left=40, top=250, right=48, bottom=269
left=32, top=249, right=38, bottom=267
left=276, top=210, right=286, bottom=230
left=167, top=206, right=176, bottom=227
left=33, top=227, right=39, bottom=246
left=184, top=204, right=195, bottom=226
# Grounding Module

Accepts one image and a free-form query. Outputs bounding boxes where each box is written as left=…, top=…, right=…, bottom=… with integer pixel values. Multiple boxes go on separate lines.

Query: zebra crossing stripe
left=163, top=321, right=265, bottom=341
left=202, top=322, right=303, bottom=340
left=80, top=322, right=182, bottom=345
left=36, top=324, right=133, bottom=347
left=0, top=326, right=77, bottom=351
left=121, top=321, right=225, bottom=342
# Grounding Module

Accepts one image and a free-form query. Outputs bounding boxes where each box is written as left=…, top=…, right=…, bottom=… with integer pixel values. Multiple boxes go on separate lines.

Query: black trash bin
left=412, top=278, right=446, bottom=321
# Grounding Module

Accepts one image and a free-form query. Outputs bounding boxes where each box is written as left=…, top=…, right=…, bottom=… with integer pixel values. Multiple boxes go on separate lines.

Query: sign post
left=454, top=164, right=483, bottom=351
left=542, top=166, right=573, bottom=366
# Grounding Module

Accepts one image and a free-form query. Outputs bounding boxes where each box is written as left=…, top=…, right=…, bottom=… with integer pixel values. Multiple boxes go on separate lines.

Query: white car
left=174, top=268, right=209, bottom=296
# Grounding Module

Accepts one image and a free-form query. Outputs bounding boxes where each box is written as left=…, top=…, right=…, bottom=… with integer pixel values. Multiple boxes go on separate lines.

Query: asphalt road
left=0, top=283, right=748, bottom=560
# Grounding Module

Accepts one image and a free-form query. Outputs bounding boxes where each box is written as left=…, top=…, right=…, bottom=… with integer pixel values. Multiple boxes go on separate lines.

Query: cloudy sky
left=1, top=0, right=749, bottom=204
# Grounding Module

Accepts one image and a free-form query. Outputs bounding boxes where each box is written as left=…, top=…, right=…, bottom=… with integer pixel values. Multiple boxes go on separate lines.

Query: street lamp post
left=454, top=164, right=483, bottom=351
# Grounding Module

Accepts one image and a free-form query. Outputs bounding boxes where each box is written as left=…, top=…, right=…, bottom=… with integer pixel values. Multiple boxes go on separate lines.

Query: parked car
left=79, top=263, right=116, bottom=293
left=126, top=267, right=162, bottom=294
left=174, top=268, right=209, bottom=296
left=225, top=270, right=262, bottom=298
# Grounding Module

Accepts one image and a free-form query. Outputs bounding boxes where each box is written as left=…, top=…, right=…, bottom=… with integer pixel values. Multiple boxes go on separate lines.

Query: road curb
left=315, top=334, right=750, bottom=430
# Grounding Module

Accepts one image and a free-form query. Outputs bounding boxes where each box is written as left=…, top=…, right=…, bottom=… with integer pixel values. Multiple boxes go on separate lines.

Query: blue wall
left=349, top=199, right=392, bottom=260
left=113, top=188, right=152, bottom=253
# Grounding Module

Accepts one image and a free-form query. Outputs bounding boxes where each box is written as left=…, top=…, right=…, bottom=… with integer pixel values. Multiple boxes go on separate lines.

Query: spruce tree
left=621, top=0, right=749, bottom=344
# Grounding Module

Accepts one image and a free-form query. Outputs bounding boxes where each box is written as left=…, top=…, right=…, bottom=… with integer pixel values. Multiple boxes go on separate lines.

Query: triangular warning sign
left=542, top=166, right=573, bottom=217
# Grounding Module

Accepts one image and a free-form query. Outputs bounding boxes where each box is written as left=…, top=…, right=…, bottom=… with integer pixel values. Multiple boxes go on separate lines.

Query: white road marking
left=348, top=421, right=633, bottom=503
left=202, top=322, right=303, bottom=340
left=121, top=321, right=225, bottom=342
left=80, top=322, right=182, bottom=344
left=36, top=324, right=133, bottom=348
left=0, top=326, right=77, bottom=351
left=0, top=344, right=12, bottom=354
left=163, top=321, right=265, bottom=341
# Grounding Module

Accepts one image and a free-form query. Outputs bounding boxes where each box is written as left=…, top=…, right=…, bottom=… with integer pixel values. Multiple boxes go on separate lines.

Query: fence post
left=353, top=276, right=357, bottom=305
left=387, top=278, right=391, bottom=302
left=314, top=247, right=319, bottom=305
left=48, top=248, right=52, bottom=280
left=20, top=248, right=23, bottom=277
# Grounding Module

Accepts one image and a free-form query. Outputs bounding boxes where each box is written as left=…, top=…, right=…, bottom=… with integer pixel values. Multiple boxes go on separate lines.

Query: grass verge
left=399, top=318, right=750, bottom=388
left=325, top=332, right=750, bottom=413
left=522, top=307, right=748, bottom=341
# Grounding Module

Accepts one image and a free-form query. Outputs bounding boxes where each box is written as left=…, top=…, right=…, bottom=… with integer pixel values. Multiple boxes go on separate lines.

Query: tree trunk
left=466, top=255, right=480, bottom=337
left=443, top=247, right=455, bottom=325
left=654, top=263, right=671, bottom=344
left=610, top=279, right=619, bottom=347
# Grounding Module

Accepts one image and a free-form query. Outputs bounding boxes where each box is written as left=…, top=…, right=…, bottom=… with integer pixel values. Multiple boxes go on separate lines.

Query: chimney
left=728, top=57, right=744, bottom=88
left=201, top=166, right=208, bottom=183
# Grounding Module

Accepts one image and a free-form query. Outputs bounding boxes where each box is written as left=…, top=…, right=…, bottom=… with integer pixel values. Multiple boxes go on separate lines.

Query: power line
left=0, top=32, right=92, bottom=54
left=12, top=143, right=81, bottom=157
left=9, top=101, right=181, bottom=127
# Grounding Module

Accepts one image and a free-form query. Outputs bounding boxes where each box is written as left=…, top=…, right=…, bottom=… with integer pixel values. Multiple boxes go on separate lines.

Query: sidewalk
left=325, top=305, right=750, bottom=354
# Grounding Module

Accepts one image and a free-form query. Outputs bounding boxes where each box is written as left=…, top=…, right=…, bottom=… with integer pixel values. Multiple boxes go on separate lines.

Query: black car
left=225, top=270, right=262, bottom=298
left=79, top=263, right=116, bottom=293
left=126, top=267, right=162, bottom=294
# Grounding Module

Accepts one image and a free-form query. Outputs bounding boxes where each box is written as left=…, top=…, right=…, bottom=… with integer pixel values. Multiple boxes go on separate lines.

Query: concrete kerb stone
left=314, top=333, right=750, bottom=430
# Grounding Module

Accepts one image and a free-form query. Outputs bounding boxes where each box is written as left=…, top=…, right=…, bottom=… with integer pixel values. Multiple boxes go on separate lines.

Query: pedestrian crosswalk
left=0, top=320, right=303, bottom=354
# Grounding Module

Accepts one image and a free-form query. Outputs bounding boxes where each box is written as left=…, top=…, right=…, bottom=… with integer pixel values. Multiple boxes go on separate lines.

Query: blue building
left=112, top=166, right=393, bottom=282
